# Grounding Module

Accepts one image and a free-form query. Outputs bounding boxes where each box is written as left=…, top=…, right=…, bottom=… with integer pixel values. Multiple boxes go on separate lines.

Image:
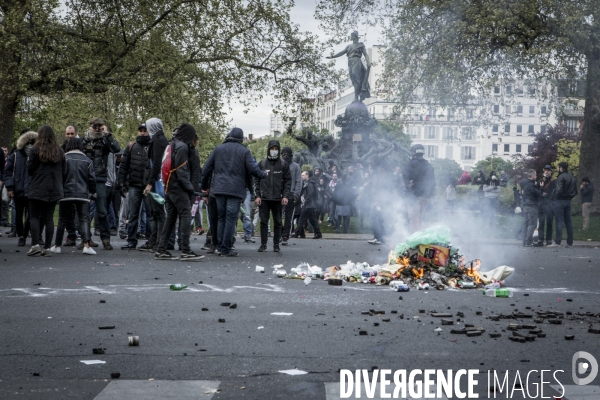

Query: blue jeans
left=554, top=199, right=573, bottom=246
left=215, top=194, right=242, bottom=254
left=241, top=190, right=252, bottom=239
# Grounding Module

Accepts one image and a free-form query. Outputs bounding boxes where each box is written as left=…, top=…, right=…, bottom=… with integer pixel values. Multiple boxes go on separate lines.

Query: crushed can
left=459, top=281, right=476, bottom=289
left=274, top=270, right=287, bottom=277
left=396, top=284, right=410, bottom=292
left=418, top=282, right=430, bottom=290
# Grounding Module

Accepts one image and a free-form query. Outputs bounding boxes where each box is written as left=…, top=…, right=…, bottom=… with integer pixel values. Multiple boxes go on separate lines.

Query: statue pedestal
left=333, top=101, right=376, bottom=168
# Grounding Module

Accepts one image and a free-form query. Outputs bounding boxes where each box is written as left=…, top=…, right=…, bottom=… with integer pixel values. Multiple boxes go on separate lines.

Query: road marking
left=0, top=283, right=284, bottom=297
left=93, top=380, right=220, bottom=400
left=325, top=382, right=449, bottom=400
left=551, top=384, right=600, bottom=399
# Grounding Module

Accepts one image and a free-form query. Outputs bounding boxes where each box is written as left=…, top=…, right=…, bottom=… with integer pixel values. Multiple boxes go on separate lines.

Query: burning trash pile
left=278, top=225, right=514, bottom=291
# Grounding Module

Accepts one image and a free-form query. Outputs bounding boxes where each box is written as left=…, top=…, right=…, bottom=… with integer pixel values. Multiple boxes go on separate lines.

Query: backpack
left=161, top=143, right=187, bottom=193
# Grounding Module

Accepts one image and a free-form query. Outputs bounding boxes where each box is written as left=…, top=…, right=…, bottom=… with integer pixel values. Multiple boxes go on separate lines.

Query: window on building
left=516, top=125, right=522, bottom=134
left=426, top=126, right=437, bottom=139
left=528, top=145, right=533, bottom=153
left=446, top=146, right=453, bottom=159
left=426, top=145, right=438, bottom=159
left=409, top=127, right=420, bottom=139
left=506, top=85, right=512, bottom=95
left=492, top=124, right=499, bottom=133
left=448, top=108, right=455, bottom=121
left=517, top=105, right=523, bottom=115
left=492, top=143, right=498, bottom=152
left=529, top=105, right=535, bottom=115
left=493, top=105, right=500, bottom=114
left=541, top=106, right=547, bottom=115
left=540, top=125, right=547, bottom=134
left=466, top=109, right=474, bottom=119
left=428, top=107, right=436, bottom=118
left=494, top=86, right=500, bottom=94
left=462, top=127, right=475, bottom=140
left=504, top=144, right=510, bottom=153
left=528, top=125, right=534, bottom=134
left=566, top=119, right=578, bottom=132
left=505, top=124, right=510, bottom=133
left=505, top=105, right=511, bottom=115
left=529, top=87, right=536, bottom=97
left=461, top=146, right=476, bottom=160
left=516, top=144, right=522, bottom=153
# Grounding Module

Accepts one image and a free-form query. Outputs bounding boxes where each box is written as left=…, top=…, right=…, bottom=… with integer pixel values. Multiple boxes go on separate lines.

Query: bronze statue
left=327, top=31, right=371, bottom=102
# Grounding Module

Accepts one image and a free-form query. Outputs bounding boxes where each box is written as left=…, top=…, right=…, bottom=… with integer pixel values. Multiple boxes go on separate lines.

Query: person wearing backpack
left=292, top=170, right=322, bottom=239
left=118, top=123, right=152, bottom=250
left=253, top=140, right=291, bottom=253
left=154, top=123, right=203, bottom=260
left=548, top=162, right=577, bottom=248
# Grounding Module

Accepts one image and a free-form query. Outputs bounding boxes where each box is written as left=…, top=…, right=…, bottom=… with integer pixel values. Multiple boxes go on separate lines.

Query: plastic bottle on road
left=483, top=288, right=512, bottom=297
left=484, top=281, right=501, bottom=290
left=170, top=284, right=188, bottom=291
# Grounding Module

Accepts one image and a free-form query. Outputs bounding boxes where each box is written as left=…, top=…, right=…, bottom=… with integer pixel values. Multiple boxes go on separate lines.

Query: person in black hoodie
left=537, top=165, right=556, bottom=246
left=548, top=162, right=577, bottom=247
left=254, top=140, right=291, bottom=252
left=292, top=170, right=322, bottom=239
left=51, top=138, right=97, bottom=255
left=403, top=144, right=435, bottom=232
left=519, top=170, right=541, bottom=247
left=26, top=126, right=66, bottom=257
left=3, top=131, right=37, bottom=246
left=118, top=123, right=152, bottom=250
left=141, top=117, right=168, bottom=252
left=155, top=123, right=203, bottom=261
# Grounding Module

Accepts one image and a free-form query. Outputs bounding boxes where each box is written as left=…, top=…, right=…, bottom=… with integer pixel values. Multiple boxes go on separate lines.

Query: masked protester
left=118, top=123, right=152, bottom=250
left=292, top=170, right=322, bottom=239
left=3, top=131, right=37, bottom=247
left=548, top=162, right=577, bottom=247
left=403, top=144, right=435, bottom=232
left=536, top=165, right=556, bottom=246
left=520, top=169, right=541, bottom=247
left=280, top=147, right=301, bottom=245
left=253, top=140, right=291, bottom=252
left=154, top=124, right=204, bottom=261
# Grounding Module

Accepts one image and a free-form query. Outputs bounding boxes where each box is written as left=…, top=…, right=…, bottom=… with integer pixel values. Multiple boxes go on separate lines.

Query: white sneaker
left=83, top=247, right=97, bottom=255
left=50, top=246, right=61, bottom=254
left=367, top=239, right=377, bottom=244
left=546, top=243, right=561, bottom=248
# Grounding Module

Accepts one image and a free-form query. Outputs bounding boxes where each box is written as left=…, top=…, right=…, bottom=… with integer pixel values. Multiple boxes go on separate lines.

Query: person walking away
left=292, top=170, right=322, bottom=239
left=254, top=140, right=291, bottom=252
left=403, top=144, right=435, bottom=232
left=281, top=147, right=301, bottom=245
left=316, top=178, right=328, bottom=224
left=520, top=170, right=541, bottom=247
left=3, top=131, right=36, bottom=247
left=446, top=179, right=457, bottom=212
left=580, top=177, right=594, bottom=231
left=537, top=165, right=556, bottom=246
left=154, top=124, right=203, bottom=260
left=457, top=170, right=471, bottom=185
left=62, top=126, right=80, bottom=246
left=548, top=162, right=577, bottom=248
left=330, top=174, right=356, bottom=234
left=326, top=173, right=339, bottom=225
left=118, top=123, right=152, bottom=250
left=26, top=126, right=66, bottom=256
left=482, top=171, right=500, bottom=228
left=201, top=128, right=266, bottom=257
left=51, top=138, right=97, bottom=255
left=82, top=117, right=120, bottom=250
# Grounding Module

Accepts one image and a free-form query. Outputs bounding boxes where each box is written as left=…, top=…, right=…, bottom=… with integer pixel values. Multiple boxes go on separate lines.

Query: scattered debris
left=128, top=336, right=139, bottom=346
left=98, top=326, right=115, bottom=330
left=92, top=348, right=105, bottom=355
left=278, top=369, right=308, bottom=376
left=80, top=360, right=106, bottom=365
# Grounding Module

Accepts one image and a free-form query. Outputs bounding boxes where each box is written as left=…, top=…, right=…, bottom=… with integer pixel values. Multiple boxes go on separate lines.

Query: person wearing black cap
left=548, top=162, right=577, bottom=247
left=536, top=165, right=556, bottom=246
left=580, top=177, right=594, bottom=231
left=403, top=143, right=435, bottom=232
left=280, top=147, right=301, bottom=245
left=154, top=123, right=204, bottom=260
left=118, top=123, right=152, bottom=250
left=201, top=128, right=266, bottom=257
left=254, top=140, right=291, bottom=252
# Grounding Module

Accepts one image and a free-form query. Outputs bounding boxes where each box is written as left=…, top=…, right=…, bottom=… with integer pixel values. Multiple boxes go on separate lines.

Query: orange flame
left=466, top=259, right=482, bottom=284
left=412, top=267, right=424, bottom=279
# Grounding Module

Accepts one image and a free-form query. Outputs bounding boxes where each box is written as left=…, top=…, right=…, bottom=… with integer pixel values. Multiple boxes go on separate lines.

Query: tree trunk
left=580, top=46, right=600, bottom=213
left=0, top=95, right=18, bottom=150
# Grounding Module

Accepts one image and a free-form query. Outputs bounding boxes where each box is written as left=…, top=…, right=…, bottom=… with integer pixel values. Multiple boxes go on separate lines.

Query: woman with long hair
left=26, top=126, right=66, bottom=256
left=51, top=137, right=97, bottom=255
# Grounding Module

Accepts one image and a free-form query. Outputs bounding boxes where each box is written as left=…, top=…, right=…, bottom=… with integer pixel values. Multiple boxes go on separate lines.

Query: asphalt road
left=0, top=233, right=599, bottom=399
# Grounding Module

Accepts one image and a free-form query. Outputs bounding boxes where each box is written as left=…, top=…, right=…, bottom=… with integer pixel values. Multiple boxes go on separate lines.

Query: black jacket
left=539, top=176, right=556, bottom=205
left=581, top=182, right=594, bottom=204
left=331, top=180, right=357, bottom=206
left=3, top=150, right=31, bottom=197
left=254, top=140, right=291, bottom=201
left=300, top=179, right=318, bottom=209
left=118, top=138, right=151, bottom=188
left=63, top=150, right=97, bottom=199
left=82, top=133, right=121, bottom=182
left=189, top=148, right=202, bottom=193
left=26, top=146, right=66, bottom=202
left=166, top=139, right=196, bottom=195
left=520, top=178, right=541, bottom=208
left=146, top=130, right=169, bottom=189
left=201, top=139, right=266, bottom=200
left=552, top=171, right=577, bottom=200
left=403, top=156, right=436, bottom=198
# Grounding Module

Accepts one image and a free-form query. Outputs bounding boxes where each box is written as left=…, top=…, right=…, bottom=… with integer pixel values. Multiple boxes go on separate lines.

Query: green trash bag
left=394, top=242, right=410, bottom=257
left=405, top=225, right=452, bottom=247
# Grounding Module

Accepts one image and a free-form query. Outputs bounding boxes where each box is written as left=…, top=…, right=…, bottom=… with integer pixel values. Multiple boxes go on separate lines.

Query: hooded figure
left=3, top=131, right=37, bottom=245
left=253, top=139, right=292, bottom=252
left=403, top=143, right=435, bottom=232
left=280, top=146, right=302, bottom=244
left=201, top=127, right=266, bottom=256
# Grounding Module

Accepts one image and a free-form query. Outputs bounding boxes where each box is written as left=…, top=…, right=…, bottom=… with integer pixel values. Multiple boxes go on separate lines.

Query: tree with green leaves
left=316, top=0, right=600, bottom=211
left=0, top=0, right=334, bottom=146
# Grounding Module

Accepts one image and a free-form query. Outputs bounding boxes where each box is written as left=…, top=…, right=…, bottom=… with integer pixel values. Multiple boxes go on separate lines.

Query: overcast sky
left=225, top=2, right=382, bottom=138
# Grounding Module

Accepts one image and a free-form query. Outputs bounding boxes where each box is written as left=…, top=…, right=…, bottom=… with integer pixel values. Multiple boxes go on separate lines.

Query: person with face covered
left=118, top=123, right=152, bottom=250
left=3, top=131, right=37, bottom=247
left=254, top=140, right=291, bottom=252
left=154, top=124, right=203, bottom=260
left=280, top=147, right=301, bottom=245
